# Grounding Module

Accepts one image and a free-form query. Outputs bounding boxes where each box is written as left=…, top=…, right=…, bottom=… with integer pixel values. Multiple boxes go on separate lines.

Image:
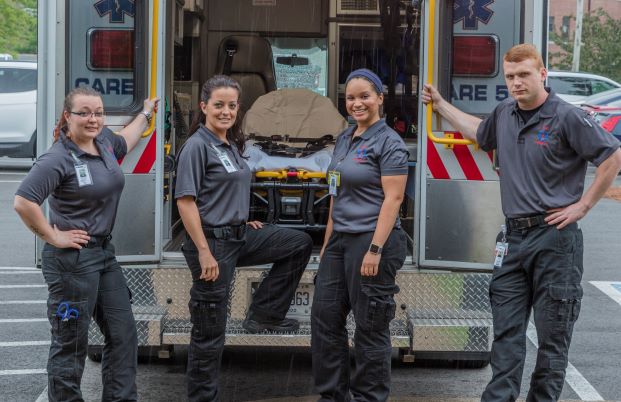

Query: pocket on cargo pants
left=359, top=290, right=397, bottom=332
left=47, top=299, right=89, bottom=380
left=546, top=283, right=582, bottom=334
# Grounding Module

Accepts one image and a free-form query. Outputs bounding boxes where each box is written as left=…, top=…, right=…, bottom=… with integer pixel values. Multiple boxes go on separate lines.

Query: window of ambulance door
left=67, top=1, right=146, bottom=111
left=268, top=38, right=328, bottom=97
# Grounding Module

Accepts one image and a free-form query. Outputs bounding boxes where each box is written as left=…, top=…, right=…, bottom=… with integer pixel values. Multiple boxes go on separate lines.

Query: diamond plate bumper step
left=407, top=308, right=492, bottom=352
left=162, top=319, right=411, bottom=348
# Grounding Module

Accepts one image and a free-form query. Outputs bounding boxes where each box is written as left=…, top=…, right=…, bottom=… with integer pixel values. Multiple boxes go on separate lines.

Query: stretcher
left=241, top=88, right=348, bottom=229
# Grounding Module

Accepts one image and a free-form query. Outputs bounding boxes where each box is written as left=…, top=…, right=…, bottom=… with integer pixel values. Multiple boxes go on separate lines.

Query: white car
left=0, top=61, right=37, bottom=158
left=547, top=71, right=621, bottom=104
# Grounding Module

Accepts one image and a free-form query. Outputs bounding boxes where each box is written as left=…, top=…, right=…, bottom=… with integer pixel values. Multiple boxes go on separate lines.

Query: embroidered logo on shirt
left=353, top=145, right=369, bottom=162
left=535, top=125, right=551, bottom=146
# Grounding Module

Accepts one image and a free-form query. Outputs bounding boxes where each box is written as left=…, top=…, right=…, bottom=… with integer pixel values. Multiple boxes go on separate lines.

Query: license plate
left=287, top=283, right=314, bottom=320
left=250, top=282, right=314, bottom=321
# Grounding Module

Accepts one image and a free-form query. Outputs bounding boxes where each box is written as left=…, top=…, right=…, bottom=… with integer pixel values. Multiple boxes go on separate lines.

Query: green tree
left=550, top=8, right=621, bottom=82
left=0, top=0, right=37, bottom=57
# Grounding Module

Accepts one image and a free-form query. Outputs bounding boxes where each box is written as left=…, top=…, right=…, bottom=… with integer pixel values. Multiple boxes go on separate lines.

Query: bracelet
left=141, top=110, right=152, bottom=124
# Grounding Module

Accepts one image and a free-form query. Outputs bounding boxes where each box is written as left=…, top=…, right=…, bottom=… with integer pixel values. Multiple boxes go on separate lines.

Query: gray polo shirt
left=329, top=119, right=409, bottom=233
left=477, top=89, right=620, bottom=218
left=16, top=128, right=127, bottom=236
left=174, top=124, right=252, bottom=227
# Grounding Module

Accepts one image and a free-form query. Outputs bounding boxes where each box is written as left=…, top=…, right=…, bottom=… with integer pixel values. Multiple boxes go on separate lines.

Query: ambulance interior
left=164, top=0, right=421, bottom=256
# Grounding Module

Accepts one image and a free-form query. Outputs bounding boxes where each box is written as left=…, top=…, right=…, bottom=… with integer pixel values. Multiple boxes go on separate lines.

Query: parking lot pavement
left=0, top=266, right=48, bottom=402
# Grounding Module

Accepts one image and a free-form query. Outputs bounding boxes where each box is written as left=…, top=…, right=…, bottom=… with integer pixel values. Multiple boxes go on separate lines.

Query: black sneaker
left=242, top=316, right=300, bottom=333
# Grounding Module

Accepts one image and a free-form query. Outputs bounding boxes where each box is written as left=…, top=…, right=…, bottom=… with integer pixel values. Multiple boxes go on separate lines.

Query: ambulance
left=36, top=0, right=548, bottom=365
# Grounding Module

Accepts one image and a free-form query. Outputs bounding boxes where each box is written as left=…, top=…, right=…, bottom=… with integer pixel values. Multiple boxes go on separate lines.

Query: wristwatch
left=368, top=243, right=383, bottom=255
left=141, top=110, right=152, bottom=124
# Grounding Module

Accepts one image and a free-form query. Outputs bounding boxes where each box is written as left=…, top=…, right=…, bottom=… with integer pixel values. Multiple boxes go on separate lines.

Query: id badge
left=217, top=152, right=237, bottom=173
left=74, top=164, right=93, bottom=187
left=493, top=241, right=508, bottom=268
left=328, top=171, right=340, bottom=196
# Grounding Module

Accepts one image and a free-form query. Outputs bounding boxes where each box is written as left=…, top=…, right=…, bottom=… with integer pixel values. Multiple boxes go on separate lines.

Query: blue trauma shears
left=55, top=302, right=80, bottom=321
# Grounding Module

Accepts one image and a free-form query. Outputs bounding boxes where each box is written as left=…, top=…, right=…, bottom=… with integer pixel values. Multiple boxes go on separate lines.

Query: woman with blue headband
left=311, top=68, right=409, bottom=401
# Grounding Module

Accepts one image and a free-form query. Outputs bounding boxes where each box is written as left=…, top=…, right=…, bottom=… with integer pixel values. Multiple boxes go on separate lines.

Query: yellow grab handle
left=425, top=0, right=475, bottom=146
left=141, top=0, right=159, bottom=138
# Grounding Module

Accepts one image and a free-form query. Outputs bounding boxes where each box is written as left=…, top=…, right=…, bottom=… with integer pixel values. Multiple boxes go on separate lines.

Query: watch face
left=369, top=244, right=381, bottom=253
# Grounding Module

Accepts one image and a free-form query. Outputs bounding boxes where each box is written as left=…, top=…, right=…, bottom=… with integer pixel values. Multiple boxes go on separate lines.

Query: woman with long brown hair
left=175, top=75, right=313, bottom=401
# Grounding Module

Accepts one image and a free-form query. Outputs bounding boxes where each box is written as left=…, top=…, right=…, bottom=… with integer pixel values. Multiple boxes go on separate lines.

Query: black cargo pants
left=311, top=229, right=407, bottom=402
left=482, top=222, right=583, bottom=402
left=181, top=224, right=313, bottom=402
left=41, top=241, right=137, bottom=402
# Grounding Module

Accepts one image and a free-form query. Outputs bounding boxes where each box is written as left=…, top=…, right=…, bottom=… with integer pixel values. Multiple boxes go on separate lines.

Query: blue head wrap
left=345, top=68, right=383, bottom=94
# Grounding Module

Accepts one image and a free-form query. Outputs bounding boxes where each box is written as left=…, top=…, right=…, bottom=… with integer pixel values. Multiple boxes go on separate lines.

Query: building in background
left=548, top=0, right=621, bottom=65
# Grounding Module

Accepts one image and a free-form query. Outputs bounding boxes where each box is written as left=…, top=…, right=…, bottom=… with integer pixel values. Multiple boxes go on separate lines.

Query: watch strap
left=368, top=243, right=383, bottom=255
left=141, top=110, right=152, bottom=124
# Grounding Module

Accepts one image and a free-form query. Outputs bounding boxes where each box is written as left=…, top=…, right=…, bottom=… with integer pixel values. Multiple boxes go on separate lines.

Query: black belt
left=505, top=214, right=548, bottom=231
left=202, top=224, right=246, bottom=240
left=83, top=234, right=112, bottom=248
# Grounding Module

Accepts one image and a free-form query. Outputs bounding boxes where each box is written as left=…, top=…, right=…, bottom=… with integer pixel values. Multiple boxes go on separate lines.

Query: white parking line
left=0, top=300, right=46, bottom=304
left=0, top=180, right=22, bottom=183
left=0, top=271, right=41, bottom=275
left=0, top=285, right=46, bottom=289
left=36, top=387, right=48, bottom=402
left=0, top=341, right=50, bottom=347
left=590, top=281, right=621, bottom=307
left=527, top=323, right=603, bottom=401
left=0, top=369, right=46, bottom=376
left=0, top=318, right=47, bottom=323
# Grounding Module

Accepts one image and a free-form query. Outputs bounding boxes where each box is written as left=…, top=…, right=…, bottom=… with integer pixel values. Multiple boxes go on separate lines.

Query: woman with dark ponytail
left=175, top=75, right=313, bottom=401
left=14, top=86, right=158, bottom=401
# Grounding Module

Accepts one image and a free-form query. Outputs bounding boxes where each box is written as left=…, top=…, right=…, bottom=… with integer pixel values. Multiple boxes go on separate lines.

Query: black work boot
left=242, top=312, right=300, bottom=333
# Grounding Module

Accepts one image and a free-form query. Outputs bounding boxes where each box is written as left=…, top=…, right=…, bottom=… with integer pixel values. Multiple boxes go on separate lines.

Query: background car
left=0, top=61, right=37, bottom=158
left=547, top=71, right=621, bottom=104
left=581, top=104, right=621, bottom=143
left=576, top=87, right=621, bottom=108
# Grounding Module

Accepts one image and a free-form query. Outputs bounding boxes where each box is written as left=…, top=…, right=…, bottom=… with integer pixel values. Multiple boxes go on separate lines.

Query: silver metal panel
left=111, top=174, right=156, bottom=257
left=409, top=319, right=492, bottom=352
left=36, top=0, right=66, bottom=264
left=88, top=267, right=491, bottom=353
left=404, top=272, right=492, bottom=352
left=425, top=179, right=503, bottom=266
